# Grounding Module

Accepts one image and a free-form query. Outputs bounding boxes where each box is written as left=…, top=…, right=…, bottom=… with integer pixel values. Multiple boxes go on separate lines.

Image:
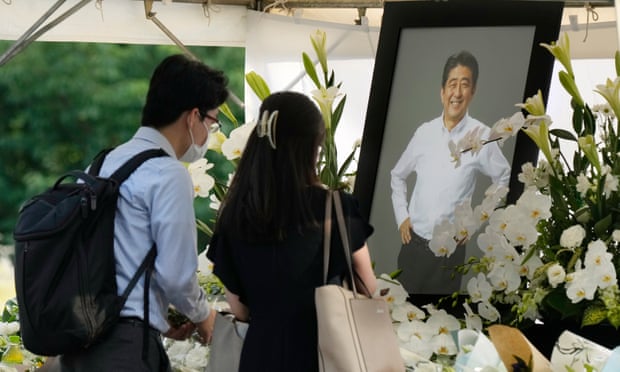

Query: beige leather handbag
left=315, top=190, right=405, bottom=372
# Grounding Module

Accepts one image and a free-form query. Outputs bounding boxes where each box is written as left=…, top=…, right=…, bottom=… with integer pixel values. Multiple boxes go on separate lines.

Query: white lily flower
left=576, top=173, right=592, bottom=197
left=207, top=130, right=227, bottom=153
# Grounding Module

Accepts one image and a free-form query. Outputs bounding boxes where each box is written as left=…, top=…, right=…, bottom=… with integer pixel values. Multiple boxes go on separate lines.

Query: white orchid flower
left=375, top=273, right=409, bottom=307
left=429, top=219, right=457, bottom=257
left=566, top=269, right=598, bottom=303
left=221, top=121, right=255, bottom=160
left=477, top=301, right=501, bottom=322
left=462, top=302, right=483, bottom=331
left=488, top=111, right=525, bottom=144
left=467, top=273, right=493, bottom=303
left=487, top=261, right=521, bottom=293
left=187, top=158, right=215, bottom=198
left=392, top=302, right=426, bottom=322
left=516, top=188, right=552, bottom=222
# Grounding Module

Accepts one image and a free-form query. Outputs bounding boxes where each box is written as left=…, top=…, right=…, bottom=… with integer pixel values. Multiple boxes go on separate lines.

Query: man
left=60, top=54, right=229, bottom=371
left=390, top=50, right=510, bottom=300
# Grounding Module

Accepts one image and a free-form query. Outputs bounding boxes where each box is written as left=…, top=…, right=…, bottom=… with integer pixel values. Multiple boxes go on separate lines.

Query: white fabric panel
left=244, top=10, right=380, bottom=166
left=0, top=0, right=247, bottom=46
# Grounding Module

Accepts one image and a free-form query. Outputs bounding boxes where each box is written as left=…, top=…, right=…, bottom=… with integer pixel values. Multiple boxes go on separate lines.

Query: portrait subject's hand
left=399, top=218, right=412, bottom=245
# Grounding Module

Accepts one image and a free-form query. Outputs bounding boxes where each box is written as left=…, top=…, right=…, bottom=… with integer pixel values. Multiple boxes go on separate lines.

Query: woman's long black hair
left=215, top=91, right=326, bottom=242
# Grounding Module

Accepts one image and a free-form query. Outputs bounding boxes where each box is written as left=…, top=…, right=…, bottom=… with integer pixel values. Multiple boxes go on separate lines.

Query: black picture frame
left=354, top=0, right=563, bottom=296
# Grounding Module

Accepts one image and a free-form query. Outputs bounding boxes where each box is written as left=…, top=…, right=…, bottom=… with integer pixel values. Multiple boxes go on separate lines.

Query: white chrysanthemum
left=559, top=224, right=586, bottom=249
left=612, top=229, right=620, bottom=242
left=546, top=263, right=566, bottom=288
left=184, top=345, right=209, bottom=369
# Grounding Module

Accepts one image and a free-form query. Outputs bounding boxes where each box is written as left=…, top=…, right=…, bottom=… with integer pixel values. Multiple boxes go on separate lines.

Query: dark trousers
left=397, top=231, right=464, bottom=301
left=59, top=319, right=171, bottom=372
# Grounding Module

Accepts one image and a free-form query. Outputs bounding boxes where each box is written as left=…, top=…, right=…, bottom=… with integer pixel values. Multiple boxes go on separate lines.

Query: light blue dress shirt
left=96, top=126, right=210, bottom=333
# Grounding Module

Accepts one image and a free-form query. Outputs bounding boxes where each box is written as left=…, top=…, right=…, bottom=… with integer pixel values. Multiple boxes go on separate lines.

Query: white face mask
left=179, top=122, right=209, bottom=163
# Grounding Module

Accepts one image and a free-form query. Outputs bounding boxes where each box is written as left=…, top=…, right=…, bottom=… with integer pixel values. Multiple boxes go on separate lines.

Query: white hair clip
left=256, top=110, right=278, bottom=150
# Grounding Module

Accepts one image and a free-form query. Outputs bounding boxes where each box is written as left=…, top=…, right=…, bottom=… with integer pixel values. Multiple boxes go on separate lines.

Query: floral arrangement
left=189, top=29, right=360, bottom=242
left=0, top=298, right=44, bottom=370
left=430, top=32, right=620, bottom=331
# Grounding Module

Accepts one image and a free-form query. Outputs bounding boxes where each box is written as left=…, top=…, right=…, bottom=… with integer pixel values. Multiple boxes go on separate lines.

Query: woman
left=207, top=91, right=376, bottom=372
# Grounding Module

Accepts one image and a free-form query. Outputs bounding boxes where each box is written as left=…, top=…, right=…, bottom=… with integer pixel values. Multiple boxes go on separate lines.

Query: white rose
left=546, top=263, right=566, bottom=288
left=612, top=229, right=620, bottom=242
left=559, top=225, right=586, bottom=248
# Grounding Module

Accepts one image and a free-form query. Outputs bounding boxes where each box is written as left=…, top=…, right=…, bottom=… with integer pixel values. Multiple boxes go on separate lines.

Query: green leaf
left=245, top=71, right=271, bottom=100
left=219, top=102, right=238, bottom=125
left=550, top=128, right=578, bottom=142
left=389, top=269, right=403, bottom=279
left=332, top=95, right=346, bottom=132
left=337, top=146, right=358, bottom=180
left=571, top=100, right=584, bottom=134
left=615, top=50, right=620, bottom=77
left=302, top=52, right=321, bottom=89
left=594, top=213, right=613, bottom=237
left=583, top=105, right=596, bottom=136
left=582, top=304, right=607, bottom=326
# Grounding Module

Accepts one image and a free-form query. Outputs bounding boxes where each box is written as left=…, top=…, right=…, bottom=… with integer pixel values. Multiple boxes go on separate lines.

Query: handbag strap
left=322, top=190, right=333, bottom=285
left=322, top=190, right=359, bottom=298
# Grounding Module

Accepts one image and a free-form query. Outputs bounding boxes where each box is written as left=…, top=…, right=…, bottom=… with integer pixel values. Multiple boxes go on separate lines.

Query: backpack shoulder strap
left=110, top=149, right=169, bottom=185
left=88, top=148, right=114, bottom=176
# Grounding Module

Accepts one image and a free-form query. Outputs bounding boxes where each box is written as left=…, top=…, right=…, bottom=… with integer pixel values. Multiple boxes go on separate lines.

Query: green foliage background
left=0, top=41, right=245, bottom=244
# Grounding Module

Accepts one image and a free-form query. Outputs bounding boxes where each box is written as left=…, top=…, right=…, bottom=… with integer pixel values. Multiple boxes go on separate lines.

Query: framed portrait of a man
left=355, top=0, right=564, bottom=305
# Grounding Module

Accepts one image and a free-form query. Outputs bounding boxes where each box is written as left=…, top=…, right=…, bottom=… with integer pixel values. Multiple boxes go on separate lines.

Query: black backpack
left=13, top=148, right=168, bottom=356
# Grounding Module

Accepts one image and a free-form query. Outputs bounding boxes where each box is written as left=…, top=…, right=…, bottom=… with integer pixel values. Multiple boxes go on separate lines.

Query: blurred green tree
left=0, top=41, right=245, bottom=243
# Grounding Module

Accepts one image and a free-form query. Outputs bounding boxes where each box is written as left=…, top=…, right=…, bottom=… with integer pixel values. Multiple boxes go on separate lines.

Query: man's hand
left=194, top=309, right=217, bottom=345
left=399, top=218, right=412, bottom=245
left=163, top=321, right=196, bottom=341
